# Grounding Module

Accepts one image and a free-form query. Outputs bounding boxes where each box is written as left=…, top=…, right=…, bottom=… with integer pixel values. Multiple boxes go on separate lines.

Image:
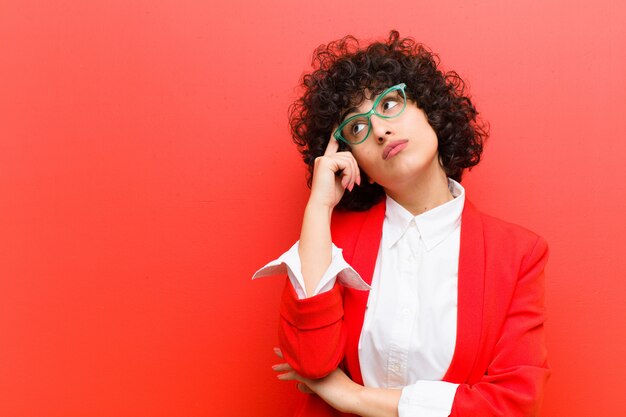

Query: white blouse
left=253, top=179, right=465, bottom=417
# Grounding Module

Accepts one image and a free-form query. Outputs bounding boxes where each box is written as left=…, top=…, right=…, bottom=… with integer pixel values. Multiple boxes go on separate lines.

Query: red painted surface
left=0, top=1, right=624, bottom=416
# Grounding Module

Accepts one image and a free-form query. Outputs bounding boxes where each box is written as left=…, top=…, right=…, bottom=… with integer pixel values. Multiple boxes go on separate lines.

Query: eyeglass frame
left=332, top=83, right=407, bottom=145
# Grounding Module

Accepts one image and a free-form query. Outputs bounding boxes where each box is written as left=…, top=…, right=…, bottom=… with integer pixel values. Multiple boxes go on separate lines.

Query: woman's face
left=343, top=92, right=444, bottom=192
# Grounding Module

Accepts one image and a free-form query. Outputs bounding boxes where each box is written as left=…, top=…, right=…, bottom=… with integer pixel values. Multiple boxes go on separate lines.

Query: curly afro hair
left=289, top=30, right=488, bottom=211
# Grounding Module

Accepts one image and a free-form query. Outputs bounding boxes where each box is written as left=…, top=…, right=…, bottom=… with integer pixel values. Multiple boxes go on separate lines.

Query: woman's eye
left=351, top=122, right=367, bottom=135
left=382, top=100, right=399, bottom=111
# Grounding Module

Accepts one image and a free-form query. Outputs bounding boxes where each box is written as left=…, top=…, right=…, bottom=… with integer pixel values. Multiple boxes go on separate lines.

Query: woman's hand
left=308, top=136, right=361, bottom=210
left=272, top=348, right=362, bottom=414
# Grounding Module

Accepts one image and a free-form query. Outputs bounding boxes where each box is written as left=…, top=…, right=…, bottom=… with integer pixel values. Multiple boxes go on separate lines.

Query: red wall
left=1, top=1, right=625, bottom=416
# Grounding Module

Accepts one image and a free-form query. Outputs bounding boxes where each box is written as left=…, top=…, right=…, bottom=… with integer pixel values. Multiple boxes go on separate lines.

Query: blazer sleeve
left=278, top=278, right=347, bottom=379
left=450, top=236, right=550, bottom=417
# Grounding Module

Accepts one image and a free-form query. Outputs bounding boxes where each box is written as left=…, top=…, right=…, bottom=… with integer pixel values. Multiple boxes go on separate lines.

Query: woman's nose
left=370, top=115, right=393, bottom=143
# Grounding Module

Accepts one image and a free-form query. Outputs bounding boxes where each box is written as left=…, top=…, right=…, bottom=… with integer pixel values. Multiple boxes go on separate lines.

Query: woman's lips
left=383, top=140, right=409, bottom=160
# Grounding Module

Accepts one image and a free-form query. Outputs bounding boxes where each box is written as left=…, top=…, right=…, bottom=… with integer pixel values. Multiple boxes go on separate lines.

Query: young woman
left=254, top=31, right=549, bottom=417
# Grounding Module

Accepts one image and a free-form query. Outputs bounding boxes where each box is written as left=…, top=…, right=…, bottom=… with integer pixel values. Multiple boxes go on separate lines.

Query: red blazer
left=279, top=199, right=550, bottom=417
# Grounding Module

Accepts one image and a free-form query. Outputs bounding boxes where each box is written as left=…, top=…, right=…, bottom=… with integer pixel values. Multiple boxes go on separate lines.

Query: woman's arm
left=277, top=137, right=362, bottom=379
left=299, top=137, right=360, bottom=296
left=274, top=349, right=401, bottom=417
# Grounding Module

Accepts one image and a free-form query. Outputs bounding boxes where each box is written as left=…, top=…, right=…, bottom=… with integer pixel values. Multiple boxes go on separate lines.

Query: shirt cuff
left=398, top=381, right=459, bottom=417
left=251, top=241, right=370, bottom=298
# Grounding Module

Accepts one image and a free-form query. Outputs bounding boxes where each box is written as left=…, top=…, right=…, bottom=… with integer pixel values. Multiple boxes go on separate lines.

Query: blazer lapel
left=350, top=201, right=386, bottom=285
left=443, top=200, right=486, bottom=383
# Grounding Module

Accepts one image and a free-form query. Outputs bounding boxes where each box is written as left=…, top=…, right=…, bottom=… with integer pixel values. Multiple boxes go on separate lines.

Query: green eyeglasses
left=333, top=83, right=407, bottom=145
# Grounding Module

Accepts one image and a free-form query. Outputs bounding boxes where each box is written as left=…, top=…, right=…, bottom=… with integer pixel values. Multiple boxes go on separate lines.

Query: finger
left=337, top=151, right=358, bottom=187
left=324, top=134, right=340, bottom=156
left=273, top=347, right=283, bottom=359
left=272, top=363, right=293, bottom=372
left=353, top=156, right=361, bottom=187
left=348, top=155, right=357, bottom=191
left=336, top=152, right=359, bottom=187
left=339, top=168, right=351, bottom=190
left=277, top=371, right=300, bottom=381
left=297, top=383, right=315, bottom=394
left=333, top=153, right=354, bottom=189
left=336, top=153, right=357, bottom=191
left=342, top=152, right=360, bottom=189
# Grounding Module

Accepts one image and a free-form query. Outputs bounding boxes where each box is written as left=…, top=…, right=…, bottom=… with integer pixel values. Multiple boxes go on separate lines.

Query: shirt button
left=402, top=307, right=411, bottom=316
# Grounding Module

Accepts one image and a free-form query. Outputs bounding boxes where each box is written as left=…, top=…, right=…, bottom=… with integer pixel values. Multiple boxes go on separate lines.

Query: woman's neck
left=384, top=166, right=453, bottom=216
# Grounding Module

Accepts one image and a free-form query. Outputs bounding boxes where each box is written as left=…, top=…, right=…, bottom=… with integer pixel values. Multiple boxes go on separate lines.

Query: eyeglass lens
left=340, top=88, right=406, bottom=144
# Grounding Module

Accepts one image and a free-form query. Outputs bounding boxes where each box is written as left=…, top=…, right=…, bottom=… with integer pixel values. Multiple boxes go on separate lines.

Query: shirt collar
left=383, top=179, right=465, bottom=251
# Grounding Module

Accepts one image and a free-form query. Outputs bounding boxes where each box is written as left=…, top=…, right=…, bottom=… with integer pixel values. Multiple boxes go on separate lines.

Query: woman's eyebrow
left=340, top=106, right=360, bottom=122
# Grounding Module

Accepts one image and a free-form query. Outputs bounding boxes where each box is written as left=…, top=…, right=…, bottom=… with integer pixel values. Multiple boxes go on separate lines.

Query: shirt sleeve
left=252, top=241, right=370, bottom=298
left=398, top=381, right=459, bottom=417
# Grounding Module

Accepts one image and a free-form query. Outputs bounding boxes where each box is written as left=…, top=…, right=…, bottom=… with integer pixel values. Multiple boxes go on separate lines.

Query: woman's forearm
left=298, top=200, right=333, bottom=296
left=350, top=386, right=401, bottom=417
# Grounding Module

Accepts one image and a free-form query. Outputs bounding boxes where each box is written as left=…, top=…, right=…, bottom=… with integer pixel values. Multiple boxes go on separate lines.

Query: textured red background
left=1, top=1, right=625, bottom=416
